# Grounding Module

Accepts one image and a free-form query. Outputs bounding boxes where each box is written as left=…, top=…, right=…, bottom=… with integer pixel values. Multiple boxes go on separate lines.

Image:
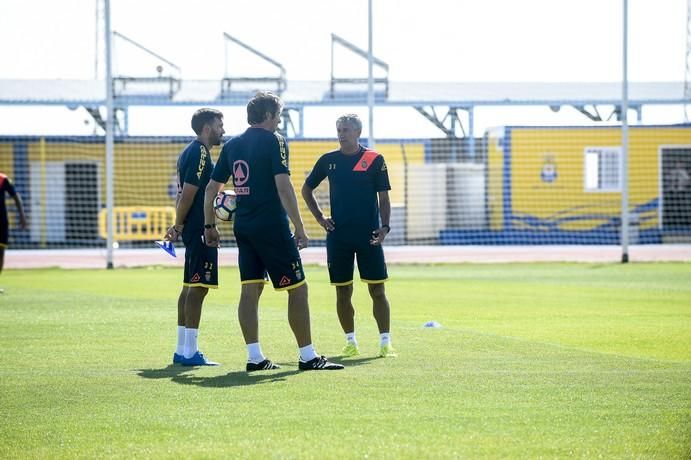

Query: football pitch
left=1, top=263, right=690, bottom=458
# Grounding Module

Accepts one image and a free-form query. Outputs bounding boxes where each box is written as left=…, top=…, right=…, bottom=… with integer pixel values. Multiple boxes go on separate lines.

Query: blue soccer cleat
left=181, top=351, right=220, bottom=366
left=173, top=353, right=184, bottom=364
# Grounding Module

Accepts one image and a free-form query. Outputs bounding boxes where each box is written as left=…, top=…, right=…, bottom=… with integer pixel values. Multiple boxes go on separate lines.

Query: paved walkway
left=6, top=244, right=691, bottom=269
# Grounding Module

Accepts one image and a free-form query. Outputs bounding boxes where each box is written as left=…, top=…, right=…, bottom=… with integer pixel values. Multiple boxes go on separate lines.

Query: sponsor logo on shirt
left=233, top=160, right=249, bottom=185
left=233, top=160, right=250, bottom=195
left=197, top=146, right=207, bottom=179
left=276, top=134, right=288, bottom=168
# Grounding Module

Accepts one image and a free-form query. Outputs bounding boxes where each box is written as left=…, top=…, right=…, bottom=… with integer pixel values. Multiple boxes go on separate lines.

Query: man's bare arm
left=276, top=174, right=308, bottom=249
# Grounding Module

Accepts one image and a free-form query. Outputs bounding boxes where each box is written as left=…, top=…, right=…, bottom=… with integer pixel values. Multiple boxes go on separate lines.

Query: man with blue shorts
left=302, top=114, right=396, bottom=358
left=164, top=108, right=224, bottom=366
left=204, top=91, right=343, bottom=372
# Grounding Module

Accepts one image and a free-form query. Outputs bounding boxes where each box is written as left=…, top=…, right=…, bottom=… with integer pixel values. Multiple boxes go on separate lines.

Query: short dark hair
left=247, top=91, right=283, bottom=125
left=191, top=108, right=223, bottom=135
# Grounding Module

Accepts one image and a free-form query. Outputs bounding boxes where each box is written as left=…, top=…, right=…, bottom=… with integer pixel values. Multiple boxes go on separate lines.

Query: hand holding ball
left=214, top=190, right=237, bottom=221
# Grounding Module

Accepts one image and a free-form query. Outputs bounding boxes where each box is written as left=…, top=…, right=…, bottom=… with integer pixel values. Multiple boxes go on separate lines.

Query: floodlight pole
left=621, top=0, right=630, bottom=263
left=105, top=0, right=115, bottom=269
left=367, top=0, right=375, bottom=149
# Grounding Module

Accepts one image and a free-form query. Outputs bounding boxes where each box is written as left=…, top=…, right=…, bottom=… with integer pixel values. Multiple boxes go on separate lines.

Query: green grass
left=0, top=263, right=690, bottom=459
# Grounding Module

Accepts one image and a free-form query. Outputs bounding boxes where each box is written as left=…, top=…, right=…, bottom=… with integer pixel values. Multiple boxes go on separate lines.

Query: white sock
left=299, top=344, right=318, bottom=362
left=380, top=332, right=391, bottom=347
left=184, top=328, right=198, bottom=358
left=345, top=332, right=357, bottom=345
left=175, top=326, right=185, bottom=355
left=247, top=342, right=266, bottom=363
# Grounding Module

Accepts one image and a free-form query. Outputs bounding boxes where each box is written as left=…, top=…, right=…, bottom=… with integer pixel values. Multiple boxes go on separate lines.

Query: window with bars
left=584, top=146, right=621, bottom=192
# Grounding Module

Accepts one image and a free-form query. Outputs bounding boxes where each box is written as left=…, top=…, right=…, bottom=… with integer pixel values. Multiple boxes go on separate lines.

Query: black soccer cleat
left=298, top=355, right=345, bottom=371
left=246, top=359, right=281, bottom=372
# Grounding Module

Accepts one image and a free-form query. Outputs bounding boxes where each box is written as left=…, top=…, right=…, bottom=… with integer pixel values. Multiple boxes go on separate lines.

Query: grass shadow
left=329, top=355, right=380, bottom=367
left=136, top=363, right=299, bottom=387
left=136, top=364, right=194, bottom=380
left=171, top=368, right=299, bottom=387
left=136, top=355, right=381, bottom=387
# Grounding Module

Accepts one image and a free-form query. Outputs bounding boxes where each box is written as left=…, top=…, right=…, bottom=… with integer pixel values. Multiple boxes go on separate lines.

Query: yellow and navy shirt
left=0, top=173, right=18, bottom=227
left=305, top=145, right=391, bottom=234
left=177, top=139, right=214, bottom=238
left=212, top=127, right=291, bottom=231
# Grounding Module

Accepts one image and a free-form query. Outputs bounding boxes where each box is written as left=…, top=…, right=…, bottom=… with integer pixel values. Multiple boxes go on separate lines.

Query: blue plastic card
left=154, top=240, right=177, bottom=258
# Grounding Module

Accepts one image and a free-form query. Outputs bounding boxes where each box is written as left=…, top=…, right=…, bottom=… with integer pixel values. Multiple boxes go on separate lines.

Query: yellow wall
left=0, top=143, right=16, bottom=226
left=5, top=137, right=425, bottom=239
left=289, top=141, right=425, bottom=238
left=26, top=141, right=183, bottom=208
left=487, top=129, right=505, bottom=230
left=511, top=128, right=621, bottom=230
left=0, top=144, right=13, bottom=179
left=493, top=126, right=691, bottom=230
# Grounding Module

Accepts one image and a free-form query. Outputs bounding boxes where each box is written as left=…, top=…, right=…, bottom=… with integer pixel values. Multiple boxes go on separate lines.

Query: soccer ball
left=214, top=190, right=237, bottom=221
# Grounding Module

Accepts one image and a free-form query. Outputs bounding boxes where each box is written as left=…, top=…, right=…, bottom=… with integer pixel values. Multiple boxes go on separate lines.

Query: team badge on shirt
left=233, top=160, right=250, bottom=195
left=353, top=150, right=379, bottom=171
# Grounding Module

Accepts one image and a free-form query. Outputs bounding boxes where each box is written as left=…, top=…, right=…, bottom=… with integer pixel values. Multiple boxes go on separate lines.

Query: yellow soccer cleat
left=341, top=342, right=360, bottom=357
left=379, top=344, right=397, bottom=358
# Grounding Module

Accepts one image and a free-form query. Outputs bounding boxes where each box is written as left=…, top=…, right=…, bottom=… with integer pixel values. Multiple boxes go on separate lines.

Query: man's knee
left=289, top=282, right=307, bottom=295
left=368, top=283, right=386, bottom=300
left=336, top=284, right=353, bottom=301
left=241, top=283, right=264, bottom=301
left=188, top=286, right=209, bottom=300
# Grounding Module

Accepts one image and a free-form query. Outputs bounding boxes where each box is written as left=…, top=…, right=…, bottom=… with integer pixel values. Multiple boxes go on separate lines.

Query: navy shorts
left=234, top=224, right=305, bottom=291
left=183, top=233, right=218, bottom=288
left=326, top=230, right=388, bottom=285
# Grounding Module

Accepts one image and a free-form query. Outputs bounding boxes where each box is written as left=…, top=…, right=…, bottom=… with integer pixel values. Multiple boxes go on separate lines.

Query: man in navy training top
left=203, top=91, right=343, bottom=372
left=0, top=172, right=27, bottom=293
left=302, top=113, right=396, bottom=358
left=164, top=108, right=225, bottom=366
